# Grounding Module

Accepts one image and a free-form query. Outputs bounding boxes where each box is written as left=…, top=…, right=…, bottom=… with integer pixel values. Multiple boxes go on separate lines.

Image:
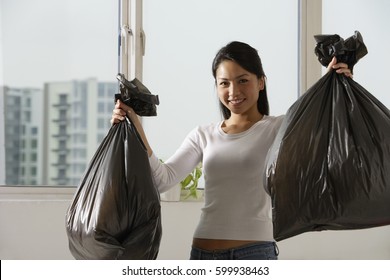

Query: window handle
left=120, top=24, right=133, bottom=55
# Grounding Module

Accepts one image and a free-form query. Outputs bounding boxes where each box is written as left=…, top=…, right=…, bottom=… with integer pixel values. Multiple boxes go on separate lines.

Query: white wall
left=0, top=192, right=74, bottom=260
left=0, top=187, right=389, bottom=260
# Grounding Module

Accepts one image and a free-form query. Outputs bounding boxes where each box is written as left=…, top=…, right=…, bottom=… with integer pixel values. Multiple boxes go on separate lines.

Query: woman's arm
left=111, top=100, right=202, bottom=193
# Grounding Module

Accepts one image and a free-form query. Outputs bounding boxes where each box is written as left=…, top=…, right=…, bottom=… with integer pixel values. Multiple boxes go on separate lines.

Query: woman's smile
left=229, top=98, right=245, bottom=106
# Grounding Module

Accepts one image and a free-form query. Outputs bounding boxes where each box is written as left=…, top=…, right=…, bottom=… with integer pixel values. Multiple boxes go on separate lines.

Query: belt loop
left=274, top=242, right=279, bottom=256
left=229, top=248, right=235, bottom=260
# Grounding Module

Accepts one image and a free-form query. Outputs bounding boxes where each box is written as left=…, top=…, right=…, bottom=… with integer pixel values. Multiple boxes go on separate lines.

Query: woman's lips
left=229, top=98, right=244, bottom=105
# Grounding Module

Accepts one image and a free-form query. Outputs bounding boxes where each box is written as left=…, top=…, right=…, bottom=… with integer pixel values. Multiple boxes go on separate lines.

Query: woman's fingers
left=334, top=63, right=353, bottom=78
left=332, top=62, right=348, bottom=70
left=111, top=100, right=138, bottom=125
left=326, top=57, right=337, bottom=72
left=111, top=105, right=127, bottom=125
left=113, top=108, right=126, bottom=117
left=327, top=58, right=353, bottom=78
left=110, top=116, right=120, bottom=125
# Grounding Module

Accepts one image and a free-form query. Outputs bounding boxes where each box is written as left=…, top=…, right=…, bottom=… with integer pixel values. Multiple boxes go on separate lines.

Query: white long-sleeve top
left=148, top=115, right=284, bottom=241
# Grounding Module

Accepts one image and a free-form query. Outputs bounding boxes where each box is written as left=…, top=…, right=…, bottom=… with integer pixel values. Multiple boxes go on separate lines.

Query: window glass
left=142, top=0, right=299, bottom=161
left=322, top=0, right=390, bottom=108
left=1, top=0, right=119, bottom=186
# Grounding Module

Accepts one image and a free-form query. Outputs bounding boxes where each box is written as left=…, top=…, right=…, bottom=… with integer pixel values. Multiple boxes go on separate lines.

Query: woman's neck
left=221, top=112, right=264, bottom=134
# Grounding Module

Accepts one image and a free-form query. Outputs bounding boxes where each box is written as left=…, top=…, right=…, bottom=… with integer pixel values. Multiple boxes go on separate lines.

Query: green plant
left=180, top=163, right=202, bottom=199
left=160, top=159, right=203, bottom=200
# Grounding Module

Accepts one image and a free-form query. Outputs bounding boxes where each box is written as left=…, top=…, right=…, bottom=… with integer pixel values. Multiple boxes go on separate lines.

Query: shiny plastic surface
left=115, top=73, right=160, bottom=116
left=314, top=30, right=367, bottom=73
left=66, top=119, right=162, bottom=259
left=265, top=31, right=390, bottom=241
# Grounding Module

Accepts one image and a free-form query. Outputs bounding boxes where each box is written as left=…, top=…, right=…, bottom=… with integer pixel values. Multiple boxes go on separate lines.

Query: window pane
left=322, top=0, right=390, bottom=108
left=142, top=0, right=299, bottom=160
left=1, top=0, right=119, bottom=186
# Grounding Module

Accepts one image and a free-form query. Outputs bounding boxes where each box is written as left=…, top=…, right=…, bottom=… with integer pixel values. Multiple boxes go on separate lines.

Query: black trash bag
left=264, top=31, right=390, bottom=241
left=66, top=118, right=162, bottom=259
left=115, top=73, right=160, bottom=116
left=314, top=31, right=368, bottom=73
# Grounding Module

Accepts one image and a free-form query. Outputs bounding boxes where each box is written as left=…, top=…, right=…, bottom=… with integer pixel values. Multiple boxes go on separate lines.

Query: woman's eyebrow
left=217, top=73, right=249, bottom=80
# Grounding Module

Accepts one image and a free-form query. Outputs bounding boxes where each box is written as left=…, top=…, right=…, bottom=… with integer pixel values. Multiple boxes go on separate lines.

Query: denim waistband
left=190, top=241, right=279, bottom=260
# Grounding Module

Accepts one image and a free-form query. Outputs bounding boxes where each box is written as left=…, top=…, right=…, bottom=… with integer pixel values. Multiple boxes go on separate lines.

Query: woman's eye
left=239, top=79, right=248, bottom=84
left=219, top=81, right=229, bottom=87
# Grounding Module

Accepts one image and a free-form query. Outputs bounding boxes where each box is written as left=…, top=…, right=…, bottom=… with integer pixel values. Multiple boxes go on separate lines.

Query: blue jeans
left=190, top=242, right=279, bottom=260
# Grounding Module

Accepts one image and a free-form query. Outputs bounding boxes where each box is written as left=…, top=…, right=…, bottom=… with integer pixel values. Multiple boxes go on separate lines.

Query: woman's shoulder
left=265, top=114, right=285, bottom=121
left=263, top=115, right=285, bottom=126
left=185, top=122, right=221, bottom=140
left=192, top=121, right=221, bottom=132
left=181, top=122, right=220, bottom=149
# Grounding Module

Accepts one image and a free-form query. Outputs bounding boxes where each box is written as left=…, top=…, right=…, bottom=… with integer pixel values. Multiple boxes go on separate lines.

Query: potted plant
left=180, top=163, right=203, bottom=200
left=159, top=160, right=203, bottom=201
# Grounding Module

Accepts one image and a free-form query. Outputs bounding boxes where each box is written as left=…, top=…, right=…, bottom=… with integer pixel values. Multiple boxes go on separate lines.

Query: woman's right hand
left=111, top=99, right=154, bottom=157
left=110, top=100, right=135, bottom=125
left=326, top=57, right=353, bottom=78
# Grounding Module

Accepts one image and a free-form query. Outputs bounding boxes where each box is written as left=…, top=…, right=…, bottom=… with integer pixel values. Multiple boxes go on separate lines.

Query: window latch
left=120, top=24, right=133, bottom=55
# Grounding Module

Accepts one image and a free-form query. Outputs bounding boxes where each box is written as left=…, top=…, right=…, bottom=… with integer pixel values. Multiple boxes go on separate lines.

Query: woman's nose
left=228, top=83, right=239, bottom=98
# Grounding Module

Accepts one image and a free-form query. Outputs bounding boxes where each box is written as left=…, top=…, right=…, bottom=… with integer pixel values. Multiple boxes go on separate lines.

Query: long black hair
left=212, top=41, right=269, bottom=119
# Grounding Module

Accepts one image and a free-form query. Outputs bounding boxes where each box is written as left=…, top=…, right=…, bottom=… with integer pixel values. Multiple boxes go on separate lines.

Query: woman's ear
left=258, top=76, right=265, bottom=91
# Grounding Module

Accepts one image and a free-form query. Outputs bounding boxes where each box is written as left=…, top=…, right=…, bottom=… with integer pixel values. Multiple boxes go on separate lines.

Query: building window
left=31, top=153, right=37, bottom=162
left=98, top=102, right=105, bottom=112
left=31, top=139, right=38, bottom=149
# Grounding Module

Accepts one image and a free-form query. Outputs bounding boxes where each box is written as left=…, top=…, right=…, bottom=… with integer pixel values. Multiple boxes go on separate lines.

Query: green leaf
left=194, top=168, right=202, bottom=179
left=181, top=174, right=193, bottom=188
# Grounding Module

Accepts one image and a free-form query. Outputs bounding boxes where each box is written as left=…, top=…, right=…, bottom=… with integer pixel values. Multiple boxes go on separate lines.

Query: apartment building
left=3, top=79, right=117, bottom=186
left=3, top=86, right=43, bottom=185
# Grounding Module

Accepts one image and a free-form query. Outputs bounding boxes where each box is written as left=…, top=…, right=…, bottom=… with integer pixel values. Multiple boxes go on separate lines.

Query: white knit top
left=148, top=115, right=284, bottom=241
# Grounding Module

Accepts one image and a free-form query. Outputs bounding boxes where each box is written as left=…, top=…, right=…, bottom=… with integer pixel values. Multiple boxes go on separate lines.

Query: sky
left=0, top=0, right=119, bottom=88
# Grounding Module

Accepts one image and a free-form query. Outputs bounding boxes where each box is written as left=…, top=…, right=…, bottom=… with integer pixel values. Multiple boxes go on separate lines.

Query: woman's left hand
left=327, top=57, right=353, bottom=78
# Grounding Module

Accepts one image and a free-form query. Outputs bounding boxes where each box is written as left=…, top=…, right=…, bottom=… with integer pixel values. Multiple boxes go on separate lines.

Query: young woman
left=111, top=41, right=352, bottom=260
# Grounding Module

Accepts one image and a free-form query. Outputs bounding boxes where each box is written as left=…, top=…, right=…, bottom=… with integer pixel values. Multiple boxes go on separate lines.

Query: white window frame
left=0, top=0, right=5, bottom=184
left=299, top=0, right=322, bottom=94
left=119, top=0, right=145, bottom=81
left=0, top=89, right=5, bottom=185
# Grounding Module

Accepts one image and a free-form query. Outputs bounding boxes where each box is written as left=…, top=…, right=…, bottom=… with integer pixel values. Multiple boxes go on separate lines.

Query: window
left=3, top=0, right=350, bottom=188
left=31, top=139, right=38, bottom=149
left=0, top=0, right=119, bottom=186
left=322, top=0, right=390, bottom=108
left=142, top=0, right=300, bottom=160
left=31, top=153, right=37, bottom=162
left=98, top=102, right=105, bottom=112
left=0, top=0, right=300, bottom=186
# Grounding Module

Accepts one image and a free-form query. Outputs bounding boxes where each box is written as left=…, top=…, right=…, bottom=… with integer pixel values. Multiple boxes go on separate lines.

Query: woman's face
left=215, top=60, right=264, bottom=117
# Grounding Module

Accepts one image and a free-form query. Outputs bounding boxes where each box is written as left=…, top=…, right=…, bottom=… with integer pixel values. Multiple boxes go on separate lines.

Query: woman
left=111, top=41, right=352, bottom=260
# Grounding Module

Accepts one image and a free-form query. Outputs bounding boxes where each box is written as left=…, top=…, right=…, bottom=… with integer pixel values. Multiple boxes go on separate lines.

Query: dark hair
left=212, top=41, right=269, bottom=119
